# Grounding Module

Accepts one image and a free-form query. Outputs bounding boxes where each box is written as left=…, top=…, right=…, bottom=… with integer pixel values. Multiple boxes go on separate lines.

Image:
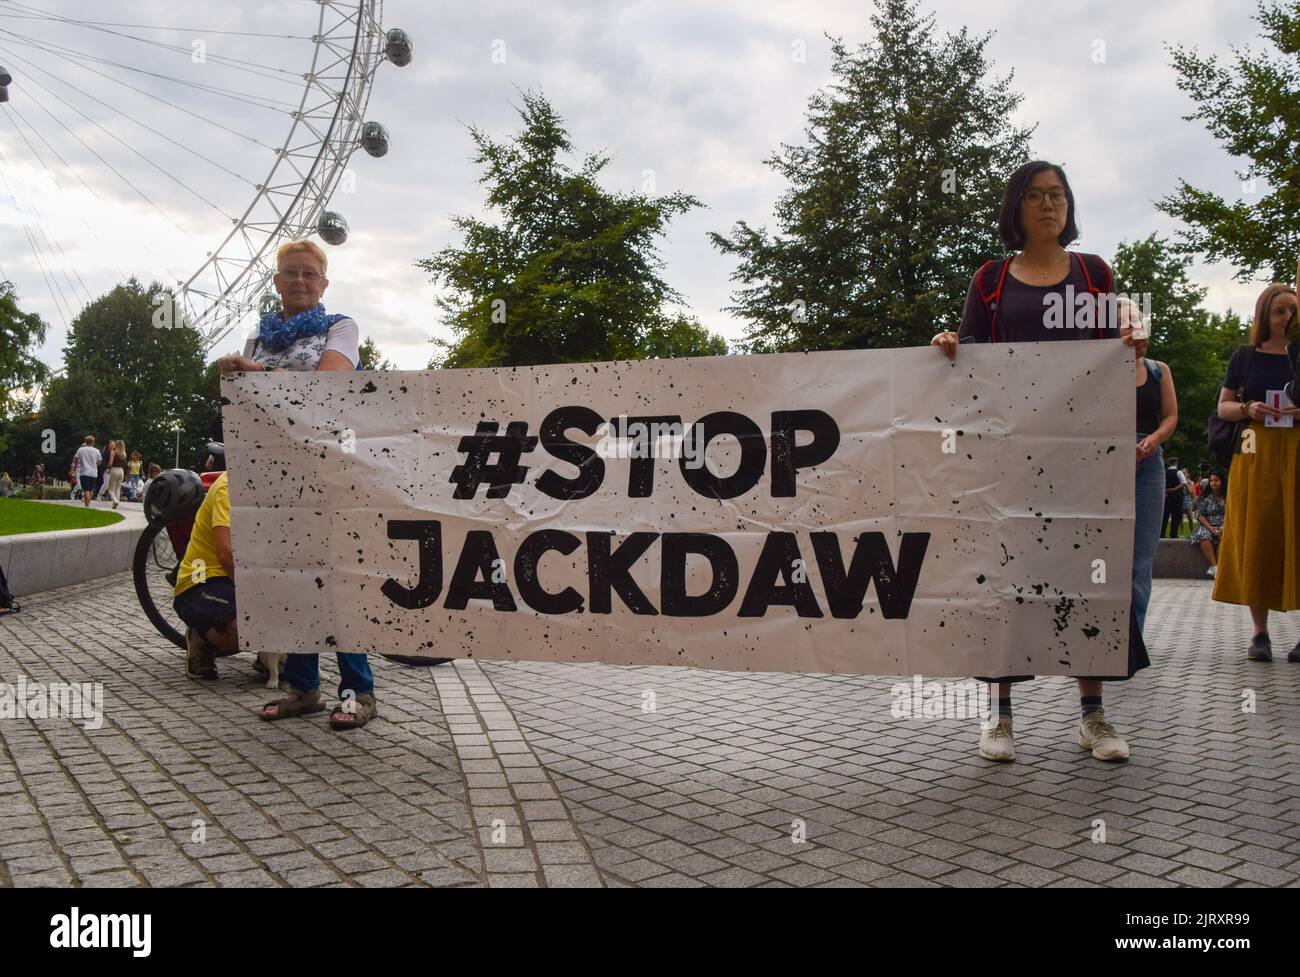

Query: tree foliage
left=420, top=91, right=727, bottom=368
left=358, top=337, right=395, bottom=370
left=0, top=280, right=49, bottom=453
left=1157, top=0, right=1300, bottom=285
left=710, top=0, right=1033, bottom=352
left=36, top=280, right=220, bottom=475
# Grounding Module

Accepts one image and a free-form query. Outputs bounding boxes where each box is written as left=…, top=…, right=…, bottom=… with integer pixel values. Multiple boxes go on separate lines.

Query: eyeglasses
left=275, top=269, right=323, bottom=282
left=1022, top=188, right=1068, bottom=206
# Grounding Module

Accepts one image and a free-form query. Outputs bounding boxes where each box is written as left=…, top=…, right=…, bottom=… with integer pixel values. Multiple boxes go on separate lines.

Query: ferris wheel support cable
left=19, top=225, right=68, bottom=328
left=0, top=146, right=70, bottom=328
left=0, top=45, right=245, bottom=217
left=0, top=0, right=307, bottom=83
left=0, top=119, right=96, bottom=308
left=0, top=30, right=282, bottom=151
left=1, top=79, right=178, bottom=285
left=0, top=11, right=314, bottom=40
left=180, top=1, right=384, bottom=348
left=0, top=61, right=185, bottom=237
left=0, top=26, right=297, bottom=114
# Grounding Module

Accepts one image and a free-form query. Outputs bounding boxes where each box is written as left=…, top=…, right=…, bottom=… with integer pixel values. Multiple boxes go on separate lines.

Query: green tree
left=358, top=337, right=395, bottom=370
left=1157, top=0, right=1300, bottom=284
left=420, top=91, right=727, bottom=368
left=1112, top=235, right=1250, bottom=464
left=0, top=281, right=49, bottom=460
left=37, top=280, right=219, bottom=473
left=710, top=0, right=1033, bottom=353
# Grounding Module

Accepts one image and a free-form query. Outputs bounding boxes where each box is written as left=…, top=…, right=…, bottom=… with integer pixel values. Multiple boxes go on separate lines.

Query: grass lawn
left=0, top=498, right=125, bottom=536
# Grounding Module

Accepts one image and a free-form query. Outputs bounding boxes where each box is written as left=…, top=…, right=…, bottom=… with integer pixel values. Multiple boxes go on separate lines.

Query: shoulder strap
left=1073, top=253, right=1113, bottom=338
left=976, top=258, right=1012, bottom=344
left=1076, top=253, right=1112, bottom=295
left=1144, top=357, right=1161, bottom=381
left=1234, top=344, right=1253, bottom=399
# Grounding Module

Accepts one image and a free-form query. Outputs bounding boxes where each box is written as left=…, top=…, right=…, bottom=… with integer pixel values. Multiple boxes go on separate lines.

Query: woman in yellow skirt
left=1213, top=282, right=1300, bottom=661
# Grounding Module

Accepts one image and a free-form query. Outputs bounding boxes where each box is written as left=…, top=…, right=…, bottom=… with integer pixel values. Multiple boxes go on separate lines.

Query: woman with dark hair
left=1189, top=471, right=1226, bottom=577
left=933, top=160, right=1145, bottom=763
left=1212, top=283, right=1300, bottom=662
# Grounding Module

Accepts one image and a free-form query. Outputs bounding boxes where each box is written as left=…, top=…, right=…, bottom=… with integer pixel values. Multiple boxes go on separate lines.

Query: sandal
left=259, top=688, right=326, bottom=721
left=329, top=693, right=378, bottom=731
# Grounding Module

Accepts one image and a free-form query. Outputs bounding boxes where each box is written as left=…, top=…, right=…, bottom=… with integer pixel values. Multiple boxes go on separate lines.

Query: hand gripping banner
left=221, top=341, right=1135, bottom=677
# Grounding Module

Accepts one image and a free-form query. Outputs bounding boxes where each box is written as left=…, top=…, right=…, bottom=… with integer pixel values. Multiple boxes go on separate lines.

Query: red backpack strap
left=976, top=257, right=1012, bottom=343
left=1073, top=253, right=1114, bottom=337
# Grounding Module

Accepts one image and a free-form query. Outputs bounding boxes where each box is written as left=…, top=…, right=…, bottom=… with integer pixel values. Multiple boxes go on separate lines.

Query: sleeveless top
left=1136, top=358, right=1162, bottom=437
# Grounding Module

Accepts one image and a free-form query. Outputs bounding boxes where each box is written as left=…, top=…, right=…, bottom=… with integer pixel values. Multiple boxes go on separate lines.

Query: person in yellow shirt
left=172, top=472, right=237, bottom=680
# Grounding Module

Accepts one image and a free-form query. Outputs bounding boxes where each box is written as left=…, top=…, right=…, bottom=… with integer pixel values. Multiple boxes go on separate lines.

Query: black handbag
left=1207, top=346, right=1251, bottom=468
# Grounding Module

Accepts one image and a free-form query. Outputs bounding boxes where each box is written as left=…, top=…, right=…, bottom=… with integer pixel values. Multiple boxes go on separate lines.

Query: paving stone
left=4, top=575, right=1297, bottom=890
left=542, top=864, right=603, bottom=887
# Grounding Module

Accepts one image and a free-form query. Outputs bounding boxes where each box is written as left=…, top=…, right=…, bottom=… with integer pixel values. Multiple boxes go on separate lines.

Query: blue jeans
left=1133, top=442, right=1165, bottom=634
left=285, top=653, right=374, bottom=698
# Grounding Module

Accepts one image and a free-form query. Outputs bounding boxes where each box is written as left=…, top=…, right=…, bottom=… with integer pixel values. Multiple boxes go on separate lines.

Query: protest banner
left=221, top=340, right=1134, bottom=677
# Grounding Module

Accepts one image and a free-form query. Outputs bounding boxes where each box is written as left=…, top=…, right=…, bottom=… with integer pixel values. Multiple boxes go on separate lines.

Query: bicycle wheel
left=133, top=522, right=186, bottom=650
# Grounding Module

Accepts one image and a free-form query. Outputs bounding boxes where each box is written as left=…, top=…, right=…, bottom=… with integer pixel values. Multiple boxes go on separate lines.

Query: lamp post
left=173, top=425, right=183, bottom=468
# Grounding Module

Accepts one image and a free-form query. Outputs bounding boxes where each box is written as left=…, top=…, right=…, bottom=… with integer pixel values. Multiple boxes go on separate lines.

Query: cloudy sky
left=0, top=0, right=1277, bottom=371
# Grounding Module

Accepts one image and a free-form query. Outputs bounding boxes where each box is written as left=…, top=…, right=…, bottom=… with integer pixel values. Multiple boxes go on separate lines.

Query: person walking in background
left=102, top=439, right=126, bottom=509
left=931, top=160, right=1144, bottom=763
left=0, top=471, right=12, bottom=497
left=1127, top=299, right=1178, bottom=636
left=94, top=438, right=109, bottom=500
left=125, top=450, right=144, bottom=502
left=1162, top=458, right=1186, bottom=538
left=1189, top=471, right=1226, bottom=578
left=29, top=463, right=45, bottom=500
left=1212, top=283, right=1300, bottom=663
left=73, top=437, right=101, bottom=508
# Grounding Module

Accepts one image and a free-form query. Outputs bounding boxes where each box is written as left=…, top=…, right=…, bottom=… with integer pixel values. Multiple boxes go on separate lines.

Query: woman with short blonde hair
left=217, top=241, right=375, bottom=726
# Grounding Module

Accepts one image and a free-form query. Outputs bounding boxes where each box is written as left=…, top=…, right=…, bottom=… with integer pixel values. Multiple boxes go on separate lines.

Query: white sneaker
left=979, top=715, right=1015, bottom=762
left=1206, top=566, right=1216, bottom=578
left=1079, top=709, right=1129, bottom=761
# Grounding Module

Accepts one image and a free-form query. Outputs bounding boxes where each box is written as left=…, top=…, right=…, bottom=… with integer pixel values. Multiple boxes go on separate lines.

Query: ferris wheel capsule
left=384, top=29, right=413, bottom=67
left=0, top=65, right=11, bottom=86
left=258, top=291, right=282, bottom=317
left=318, top=211, right=349, bottom=246
left=361, top=121, right=389, bottom=158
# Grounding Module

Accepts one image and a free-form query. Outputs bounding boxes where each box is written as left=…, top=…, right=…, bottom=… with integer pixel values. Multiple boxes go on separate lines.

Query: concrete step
left=1153, top=536, right=1216, bottom=579
left=0, top=502, right=149, bottom=597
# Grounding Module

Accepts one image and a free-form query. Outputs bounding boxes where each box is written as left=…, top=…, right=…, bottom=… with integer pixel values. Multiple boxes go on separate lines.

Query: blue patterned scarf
left=256, top=303, right=348, bottom=353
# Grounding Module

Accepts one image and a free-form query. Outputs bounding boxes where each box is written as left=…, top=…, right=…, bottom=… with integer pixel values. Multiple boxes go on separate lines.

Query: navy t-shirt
left=958, top=255, right=1115, bottom=343
left=1222, top=344, right=1299, bottom=404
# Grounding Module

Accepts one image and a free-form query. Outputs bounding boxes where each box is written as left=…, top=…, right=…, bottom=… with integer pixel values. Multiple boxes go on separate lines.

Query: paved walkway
left=0, top=573, right=1297, bottom=887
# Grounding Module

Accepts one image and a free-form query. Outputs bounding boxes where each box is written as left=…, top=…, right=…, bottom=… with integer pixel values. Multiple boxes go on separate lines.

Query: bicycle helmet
left=205, top=442, right=226, bottom=472
left=144, top=469, right=205, bottom=526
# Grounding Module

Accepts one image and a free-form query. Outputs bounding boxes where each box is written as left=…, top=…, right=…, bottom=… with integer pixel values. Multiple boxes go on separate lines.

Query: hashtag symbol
left=449, top=420, right=538, bottom=499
